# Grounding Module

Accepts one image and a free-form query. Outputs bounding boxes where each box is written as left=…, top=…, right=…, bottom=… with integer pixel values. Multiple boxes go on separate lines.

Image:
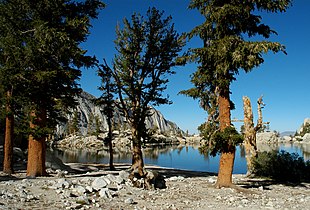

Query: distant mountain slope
left=280, top=131, right=295, bottom=137
left=55, top=91, right=184, bottom=139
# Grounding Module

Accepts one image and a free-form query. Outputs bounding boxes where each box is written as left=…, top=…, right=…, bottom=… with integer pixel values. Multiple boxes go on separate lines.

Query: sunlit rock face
left=302, top=133, right=310, bottom=143
left=256, top=132, right=279, bottom=144
left=55, top=91, right=183, bottom=139
left=298, top=118, right=310, bottom=134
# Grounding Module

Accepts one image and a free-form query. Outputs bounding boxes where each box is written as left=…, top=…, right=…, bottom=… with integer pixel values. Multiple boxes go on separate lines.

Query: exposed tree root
left=128, top=167, right=166, bottom=190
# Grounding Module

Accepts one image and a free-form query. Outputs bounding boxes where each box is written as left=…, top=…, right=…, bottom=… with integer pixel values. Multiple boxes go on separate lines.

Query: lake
left=51, top=142, right=310, bottom=174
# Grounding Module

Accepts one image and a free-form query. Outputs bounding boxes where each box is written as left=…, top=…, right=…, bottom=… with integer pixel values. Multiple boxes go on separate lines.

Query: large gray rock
left=99, top=188, right=112, bottom=198
left=91, top=177, right=108, bottom=191
left=256, top=132, right=279, bottom=144
left=45, top=150, right=74, bottom=172
left=302, top=133, right=310, bottom=143
left=118, top=170, right=130, bottom=182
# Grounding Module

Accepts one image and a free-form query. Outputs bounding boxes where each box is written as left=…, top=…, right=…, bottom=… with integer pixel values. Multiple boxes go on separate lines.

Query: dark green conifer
left=97, top=59, right=116, bottom=170
left=0, top=0, right=104, bottom=176
left=107, top=7, right=185, bottom=177
left=181, top=0, right=291, bottom=187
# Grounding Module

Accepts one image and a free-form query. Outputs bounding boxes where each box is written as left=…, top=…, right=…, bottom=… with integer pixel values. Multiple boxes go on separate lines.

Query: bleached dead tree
left=243, top=95, right=266, bottom=175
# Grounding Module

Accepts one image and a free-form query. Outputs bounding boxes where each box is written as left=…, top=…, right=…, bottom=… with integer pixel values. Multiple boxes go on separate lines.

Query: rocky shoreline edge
left=0, top=163, right=309, bottom=210
left=51, top=130, right=310, bottom=152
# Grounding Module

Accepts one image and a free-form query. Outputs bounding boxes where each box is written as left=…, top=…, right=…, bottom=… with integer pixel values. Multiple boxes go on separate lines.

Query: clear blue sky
left=80, top=0, right=310, bottom=134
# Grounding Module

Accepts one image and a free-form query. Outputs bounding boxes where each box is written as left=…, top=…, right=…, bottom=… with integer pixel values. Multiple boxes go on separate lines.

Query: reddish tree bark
left=130, top=123, right=145, bottom=177
left=26, top=110, right=47, bottom=177
left=215, top=90, right=235, bottom=188
left=3, top=90, right=14, bottom=174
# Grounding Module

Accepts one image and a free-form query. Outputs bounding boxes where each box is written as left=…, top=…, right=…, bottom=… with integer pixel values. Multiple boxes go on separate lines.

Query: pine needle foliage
left=181, top=0, right=291, bottom=154
left=112, top=7, right=185, bottom=136
left=0, top=0, right=105, bottom=137
left=252, top=150, right=310, bottom=183
left=103, top=7, right=185, bottom=173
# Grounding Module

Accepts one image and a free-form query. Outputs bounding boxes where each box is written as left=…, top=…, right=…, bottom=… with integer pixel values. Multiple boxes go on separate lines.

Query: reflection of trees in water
left=256, top=142, right=310, bottom=162
left=143, top=145, right=180, bottom=160
left=53, top=144, right=188, bottom=163
left=239, top=145, right=246, bottom=158
left=53, top=143, right=310, bottom=170
left=143, top=146, right=162, bottom=160
left=177, top=146, right=183, bottom=155
left=53, top=149, right=109, bottom=163
left=197, top=144, right=246, bottom=160
left=197, top=146, right=210, bottom=161
left=51, top=143, right=309, bottom=165
left=277, top=142, right=310, bottom=161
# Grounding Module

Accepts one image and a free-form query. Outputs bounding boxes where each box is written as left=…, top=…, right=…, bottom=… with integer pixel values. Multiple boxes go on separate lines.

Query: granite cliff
left=55, top=91, right=184, bottom=140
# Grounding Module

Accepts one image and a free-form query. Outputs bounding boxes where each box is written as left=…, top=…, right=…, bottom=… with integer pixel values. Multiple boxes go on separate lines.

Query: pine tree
left=3, top=89, right=14, bottom=174
left=0, top=0, right=33, bottom=174
left=26, top=0, right=104, bottom=177
left=97, top=59, right=116, bottom=170
left=181, top=0, right=291, bottom=187
left=1, top=0, right=104, bottom=177
left=110, top=7, right=184, bottom=178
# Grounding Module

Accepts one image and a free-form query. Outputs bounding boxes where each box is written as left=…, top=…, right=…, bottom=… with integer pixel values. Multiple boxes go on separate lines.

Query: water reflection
left=51, top=143, right=310, bottom=174
left=51, top=144, right=246, bottom=174
left=279, top=142, right=310, bottom=161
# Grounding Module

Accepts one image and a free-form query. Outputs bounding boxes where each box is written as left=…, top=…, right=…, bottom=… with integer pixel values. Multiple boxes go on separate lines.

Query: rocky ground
left=0, top=163, right=309, bottom=210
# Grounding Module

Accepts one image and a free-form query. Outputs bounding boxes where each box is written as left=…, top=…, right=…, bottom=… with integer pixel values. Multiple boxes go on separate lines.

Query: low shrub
left=252, top=150, right=310, bottom=183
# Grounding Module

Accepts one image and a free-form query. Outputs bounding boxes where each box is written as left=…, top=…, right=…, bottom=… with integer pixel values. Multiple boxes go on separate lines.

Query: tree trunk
left=215, top=90, right=235, bottom=188
left=243, top=96, right=257, bottom=175
left=107, top=119, right=115, bottom=170
left=255, top=96, right=264, bottom=132
left=130, top=125, right=145, bottom=177
left=3, top=90, right=14, bottom=175
left=26, top=110, right=47, bottom=177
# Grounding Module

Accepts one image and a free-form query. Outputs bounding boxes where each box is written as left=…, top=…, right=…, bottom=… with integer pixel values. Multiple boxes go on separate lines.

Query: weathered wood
left=243, top=96, right=257, bottom=175
left=255, top=96, right=265, bottom=131
left=242, top=96, right=265, bottom=175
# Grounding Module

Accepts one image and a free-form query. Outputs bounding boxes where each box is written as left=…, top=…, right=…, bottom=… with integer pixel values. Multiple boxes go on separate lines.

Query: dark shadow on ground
left=66, top=163, right=217, bottom=179
left=146, top=166, right=217, bottom=178
left=0, top=174, right=22, bottom=182
left=236, top=177, right=310, bottom=190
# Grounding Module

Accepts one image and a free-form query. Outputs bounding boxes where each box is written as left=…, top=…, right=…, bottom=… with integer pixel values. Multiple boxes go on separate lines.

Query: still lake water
left=52, top=142, right=310, bottom=174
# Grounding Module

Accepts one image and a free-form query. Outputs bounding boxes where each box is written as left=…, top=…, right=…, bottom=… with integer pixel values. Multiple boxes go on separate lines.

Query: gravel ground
left=0, top=163, right=309, bottom=210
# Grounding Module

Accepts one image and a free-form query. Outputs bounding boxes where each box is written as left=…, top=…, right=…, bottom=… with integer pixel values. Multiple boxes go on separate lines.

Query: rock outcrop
left=301, top=133, right=310, bottom=143
left=54, top=132, right=184, bottom=150
left=298, top=118, right=310, bottom=134
left=55, top=91, right=184, bottom=140
left=256, top=132, right=279, bottom=144
left=292, top=118, right=310, bottom=143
